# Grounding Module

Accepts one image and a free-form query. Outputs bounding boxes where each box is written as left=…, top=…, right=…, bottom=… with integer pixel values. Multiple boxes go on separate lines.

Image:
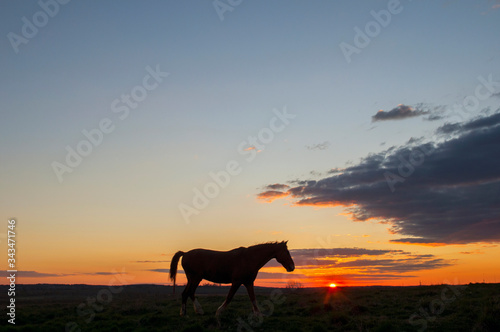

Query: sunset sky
left=1, top=1, right=500, bottom=288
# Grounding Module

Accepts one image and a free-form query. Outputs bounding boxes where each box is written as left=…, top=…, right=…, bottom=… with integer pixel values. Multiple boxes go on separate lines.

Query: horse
left=169, top=241, right=295, bottom=318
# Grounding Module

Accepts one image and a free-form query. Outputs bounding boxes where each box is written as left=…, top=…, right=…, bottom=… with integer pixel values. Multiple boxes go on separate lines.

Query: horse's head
left=275, top=241, right=295, bottom=272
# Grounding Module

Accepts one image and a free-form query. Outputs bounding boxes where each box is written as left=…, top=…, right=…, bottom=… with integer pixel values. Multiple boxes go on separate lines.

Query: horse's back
left=183, top=247, right=244, bottom=264
left=181, top=247, right=246, bottom=283
left=185, top=247, right=244, bottom=257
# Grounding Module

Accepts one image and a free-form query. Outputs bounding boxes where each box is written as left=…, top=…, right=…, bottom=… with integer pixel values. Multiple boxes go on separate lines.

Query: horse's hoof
left=194, top=299, right=204, bottom=315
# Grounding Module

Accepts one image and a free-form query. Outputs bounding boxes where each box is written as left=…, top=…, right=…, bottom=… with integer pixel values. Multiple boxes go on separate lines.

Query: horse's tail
left=170, top=251, right=184, bottom=294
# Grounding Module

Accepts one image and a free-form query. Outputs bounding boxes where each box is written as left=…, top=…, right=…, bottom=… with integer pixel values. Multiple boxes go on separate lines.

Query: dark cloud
left=256, top=271, right=307, bottom=279
left=332, top=257, right=452, bottom=273
left=148, top=268, right=181, bottom=274
left=265, top=183, right=290, bottom=191
left=263, top=247, right=452, bottom=279
left=425, top=114, right=445, bottom=121
left=319, top=273, right=416, bottom=280
left=306, top=141, right=331, bottom=151
left=257, top=111, right=500, bottom=245
left=437, top=111, right=500, bottom=134
left=134, top=260, right=170, bottom=263
left=265, top=248, right=402, bottom=268
left=83, top=272, right=125, bottom=276
left=262, top=247, right=400, bottom=269
left=2, top=271, right=63, bottom=278
left=328, top=168, right=345, bottom=175
left=1, top=270, right=126, bottom=278
left=291, top=248, right=401, bottom=259
left=372, top=104, right=428, bottom=122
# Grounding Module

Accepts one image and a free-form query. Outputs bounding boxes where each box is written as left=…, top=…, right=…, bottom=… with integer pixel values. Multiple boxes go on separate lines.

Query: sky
left=1, top=0, right=500, bottom=288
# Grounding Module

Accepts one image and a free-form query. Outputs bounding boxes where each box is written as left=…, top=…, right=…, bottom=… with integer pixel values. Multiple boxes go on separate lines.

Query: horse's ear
left=284, top=240, right=288, bottom=245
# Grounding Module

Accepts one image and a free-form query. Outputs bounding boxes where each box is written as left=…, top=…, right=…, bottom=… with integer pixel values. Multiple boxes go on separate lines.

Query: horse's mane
left=248, top=241, right=287, bottom=249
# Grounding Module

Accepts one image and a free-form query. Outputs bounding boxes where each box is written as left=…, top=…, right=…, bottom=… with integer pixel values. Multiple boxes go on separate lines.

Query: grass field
left=1, top=283, right=499, bottom=331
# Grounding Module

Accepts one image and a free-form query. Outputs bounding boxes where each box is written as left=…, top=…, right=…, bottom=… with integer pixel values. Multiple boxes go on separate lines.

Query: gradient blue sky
left=1, top=1, right=500, bottom=286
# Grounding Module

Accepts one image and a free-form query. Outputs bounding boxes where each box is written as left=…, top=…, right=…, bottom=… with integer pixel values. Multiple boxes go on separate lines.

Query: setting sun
left=329, top=283, right=337, bottom=288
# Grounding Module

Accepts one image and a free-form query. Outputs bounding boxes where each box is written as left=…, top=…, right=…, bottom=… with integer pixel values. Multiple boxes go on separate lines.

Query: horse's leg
left=244, top=282, right=261, bottom=315
left=216, top=282, right=241, bottom=318
left=188, top=278, right=204, bottom=315
left=180, top=279, right=191, bottom=316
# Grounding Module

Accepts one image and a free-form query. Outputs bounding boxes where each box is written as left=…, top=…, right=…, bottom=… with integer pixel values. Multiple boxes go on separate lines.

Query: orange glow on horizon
left=5, top=238, right=500, bottom=288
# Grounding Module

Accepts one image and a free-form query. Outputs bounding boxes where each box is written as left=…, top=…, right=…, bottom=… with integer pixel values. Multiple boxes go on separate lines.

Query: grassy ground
left=1, top=283, right=499, bottom=331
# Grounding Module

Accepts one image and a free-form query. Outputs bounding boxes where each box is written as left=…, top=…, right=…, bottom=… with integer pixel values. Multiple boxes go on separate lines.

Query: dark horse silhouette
left=169, top=241, right=295, bottom=317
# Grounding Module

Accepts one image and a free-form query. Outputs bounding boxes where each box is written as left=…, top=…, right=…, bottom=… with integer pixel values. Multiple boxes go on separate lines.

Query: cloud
left=291, top=247, right=400, bottom=260
left=257, top=190, right=290, bottom=203
left=148, top=268, right=184, bottom=275
left=372, top=104, right=428, bottom=122
left=306, top=141, right=331, bottom=151
left=437, top=111, right=500, bottom=134
left=244, top=146, right=261, bottom=152
left=263, top=247, right=452, bottom=277
left=257, top=111, right=500, bottom=245
left=256, top=271, right=307, bottom=279
left=320, top=273, right=416, bottom=280
left=2, top=271, right=64, bottom=278
left=83, top=272, right=126, bottom=276
left=265, top=183, right=290, bottom=191
left=0, top=270, right=127, bottom=278
left=459, top=250, right=484, bottom=255
left=331, top=256, right=452, bottom=273
left=425, top=113, right=445, bottom=121
left=262, top=248, right=402, bottom=268
left=134, top=260, right=170, bottom=263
